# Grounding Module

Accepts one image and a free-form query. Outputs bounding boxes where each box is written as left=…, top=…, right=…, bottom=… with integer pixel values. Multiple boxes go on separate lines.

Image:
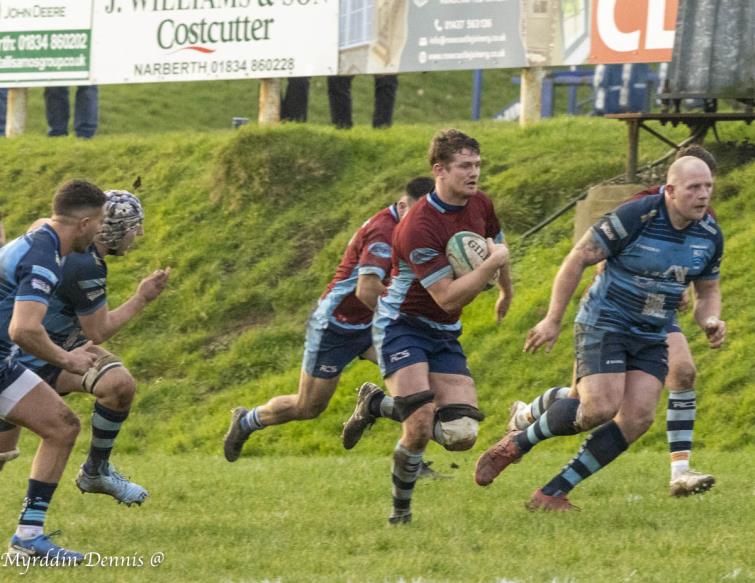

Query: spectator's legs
left=373, top=75, right=398, bottom=128
left=327, top=76, right=354, bottom=129
left=280, top=77, right=310, bottom=122
left=44, top=87, right=70, bottom=137
left=73, top=86, right=98, bottom=138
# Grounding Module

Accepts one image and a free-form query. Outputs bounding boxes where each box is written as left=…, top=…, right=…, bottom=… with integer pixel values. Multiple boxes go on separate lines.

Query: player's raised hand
left=524, top=318, right=561, bottom=353
left=703, top=316, right=726, bottom=349
left=66, top=341, right=98, bottom=374
left=137, top=267, right=171, bottom=302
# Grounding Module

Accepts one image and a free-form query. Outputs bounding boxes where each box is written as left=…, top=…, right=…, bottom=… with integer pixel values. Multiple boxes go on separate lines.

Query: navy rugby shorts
left=302, top=319, right=373, bottom=379
left=574, top=323, right=668, bottom=384
left=375, top=315, right=470, bottom=379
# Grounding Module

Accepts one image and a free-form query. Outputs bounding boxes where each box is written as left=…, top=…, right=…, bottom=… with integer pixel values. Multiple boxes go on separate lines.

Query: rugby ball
left=446, top=231, right=498, bottom=286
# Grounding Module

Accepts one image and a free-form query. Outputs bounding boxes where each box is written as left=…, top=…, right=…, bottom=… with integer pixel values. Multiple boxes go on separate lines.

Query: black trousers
left=327, top=75, right=398, bottom=129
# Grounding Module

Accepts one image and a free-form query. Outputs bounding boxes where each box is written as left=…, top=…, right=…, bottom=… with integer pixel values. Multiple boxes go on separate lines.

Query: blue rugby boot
left=8, top=531, right=85, bottom=564
left=76, top=462, right=149, bottom=506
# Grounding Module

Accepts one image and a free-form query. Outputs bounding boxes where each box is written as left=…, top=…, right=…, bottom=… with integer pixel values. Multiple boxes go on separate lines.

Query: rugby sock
left=16, top=479, right=57, bottom=538
left=529, top=386, right=572, bottom=421
left=240, top=407, right=265, bottom=433
left=84, top=402, right=129, bottom=475
left=367, top=392, right=399, bottom=421
left=667, top=389, right=696, bottom=479
left=541, top=421, right=629, bottom=496
left=514, top=398, right=580, bottom=454
left=391, top=443, right=424, bottom=520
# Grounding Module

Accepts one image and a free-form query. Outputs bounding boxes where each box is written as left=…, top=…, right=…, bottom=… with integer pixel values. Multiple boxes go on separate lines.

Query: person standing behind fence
left=44, top=86, right=98, bottom=138
left=328, top=75, right=398, bottom=129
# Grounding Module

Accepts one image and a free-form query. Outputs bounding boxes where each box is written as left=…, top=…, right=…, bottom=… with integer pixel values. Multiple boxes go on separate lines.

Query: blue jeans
left=0, top=88, right=7, bottom=137
left=44, top=86, right=98, bottom=138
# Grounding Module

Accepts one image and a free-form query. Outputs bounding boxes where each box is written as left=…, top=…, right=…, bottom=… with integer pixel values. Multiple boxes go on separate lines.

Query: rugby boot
left=474, top=430, right=523, bottom=486
left=76, top=462, right=149, bottom=506
left=223, top=407, right=252, bottom=462
left=341, top=382, right=382, bottom=450
left=525, top=488, right=580, bottom=512
left=418, top=460, right=449, bottom=480
left=669, top=469, right=716, bottom=497
left=0, top=447, right=20, bottom=472
left=507, top=400, right=530, bottom=432
left=8, top=531, right=85, bottom=564
left=388, top=511, right=412, bottom=525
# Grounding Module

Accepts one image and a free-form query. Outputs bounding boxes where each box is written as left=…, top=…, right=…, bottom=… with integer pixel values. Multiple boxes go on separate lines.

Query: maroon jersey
left=378, top=191, right=502, bottom=328
left=316, top=205, right=400, bottom=327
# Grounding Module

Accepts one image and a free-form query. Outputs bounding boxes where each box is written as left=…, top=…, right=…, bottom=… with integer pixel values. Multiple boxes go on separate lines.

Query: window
left=340, top=0, right=374, bottom=49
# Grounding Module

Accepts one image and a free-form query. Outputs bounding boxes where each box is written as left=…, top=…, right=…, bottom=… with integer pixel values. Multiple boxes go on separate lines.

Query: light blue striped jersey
left=577, top=194, right=723, bottom=341
left=0, top=225, right=63, bottom=361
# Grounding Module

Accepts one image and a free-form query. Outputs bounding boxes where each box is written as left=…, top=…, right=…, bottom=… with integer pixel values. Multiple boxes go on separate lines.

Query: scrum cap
left=96, top=190, right=144, bottom=251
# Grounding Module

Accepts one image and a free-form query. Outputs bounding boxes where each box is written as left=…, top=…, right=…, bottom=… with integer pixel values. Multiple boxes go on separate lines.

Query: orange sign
left=589, top=0, right=678, bottom=63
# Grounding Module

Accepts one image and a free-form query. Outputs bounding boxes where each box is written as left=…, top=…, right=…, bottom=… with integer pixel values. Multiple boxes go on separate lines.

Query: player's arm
left=78, top=267, right=170, bottom=344
left=494, top=259, right=514, bottom=323
left=355, top=274, right=385, bottom=311
left=524, top=230, right=607, bottom=353
left=427, top=239, right=509, bottom=314
left=9, top=301, right=95, bottom=374
left=692, top=278, right=725, bottom=348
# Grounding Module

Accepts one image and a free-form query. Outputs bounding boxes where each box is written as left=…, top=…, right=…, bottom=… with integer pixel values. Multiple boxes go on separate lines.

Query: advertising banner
left=338, top=0, right=676, bottom=74
left=90, top=0, right=339, bottom=84
left=0, top=0, right=92, bottom=85
left=0, top=0, right=677, bottom=87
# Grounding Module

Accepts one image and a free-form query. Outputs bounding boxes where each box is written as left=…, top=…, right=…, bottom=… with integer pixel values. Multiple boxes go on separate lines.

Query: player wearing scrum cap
left=0, top=190, right=170, bottom=507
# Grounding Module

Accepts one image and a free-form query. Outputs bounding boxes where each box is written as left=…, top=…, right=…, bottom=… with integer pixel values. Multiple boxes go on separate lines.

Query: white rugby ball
left=446, top=231, right=498, bottom=286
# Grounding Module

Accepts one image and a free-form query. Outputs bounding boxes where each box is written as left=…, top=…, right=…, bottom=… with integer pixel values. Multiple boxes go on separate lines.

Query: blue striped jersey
left=577, top=194, right=723, bottom=341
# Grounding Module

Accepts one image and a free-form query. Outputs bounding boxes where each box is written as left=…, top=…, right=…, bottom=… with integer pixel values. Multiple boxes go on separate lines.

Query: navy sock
left=541, top=420, right=629, bottom=496
left=18, top=480, right=57, bottom=529
left=515, top=398, right=580, bottom=454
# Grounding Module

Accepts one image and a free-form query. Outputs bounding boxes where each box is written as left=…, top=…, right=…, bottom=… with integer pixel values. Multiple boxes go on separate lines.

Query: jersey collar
left=389, top=203, right=400, bottom=222
left=428, top=190, right=465, bottom=214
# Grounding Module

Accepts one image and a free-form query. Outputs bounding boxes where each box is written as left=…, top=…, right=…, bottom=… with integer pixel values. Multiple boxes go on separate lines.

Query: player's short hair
left=428, top=129, right=480, bottom=168
left=674, top=144, right=717, bottom=175
left=52, top=180, right=106, bottom=217
left=405, top=177, right=435, bottom=200
left=96, top=190, right=144, bottom=251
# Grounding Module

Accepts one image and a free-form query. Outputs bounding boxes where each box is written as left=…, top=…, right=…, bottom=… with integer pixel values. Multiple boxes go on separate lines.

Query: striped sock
left=391, top=443, right=424, bottom=519
left=16, top=479, right=57, bottom=538
left=241, top=407, right=265, bottom=432
left=515, top=398, right=580, bottom=454
left=367, top=393, right=399, bottom=421
left=530, top=386, right=572, bottom=421
left=84, top=402, right=129, bottom=474
left=667, top=389, right=696, bottom=479
left=541, top=421, right=629, bottom=496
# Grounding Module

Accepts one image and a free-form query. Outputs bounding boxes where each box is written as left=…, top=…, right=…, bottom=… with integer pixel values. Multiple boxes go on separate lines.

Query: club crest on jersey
left=368, top=242, right=392, bottom=259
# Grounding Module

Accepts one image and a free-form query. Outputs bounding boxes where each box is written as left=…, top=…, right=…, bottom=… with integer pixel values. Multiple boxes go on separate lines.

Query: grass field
left=1, top=446, right=753, bottom=582
left=1, top=113, right=753, bottom=581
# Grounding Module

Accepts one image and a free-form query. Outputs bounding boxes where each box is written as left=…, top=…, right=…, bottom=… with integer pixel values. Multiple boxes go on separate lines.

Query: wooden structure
left=605, top=111, right=755, bottom=181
